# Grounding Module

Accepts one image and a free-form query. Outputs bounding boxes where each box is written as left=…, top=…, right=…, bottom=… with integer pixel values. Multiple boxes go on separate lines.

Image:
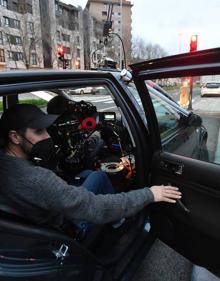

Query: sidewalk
left=192, top=96, right=220, bottom=116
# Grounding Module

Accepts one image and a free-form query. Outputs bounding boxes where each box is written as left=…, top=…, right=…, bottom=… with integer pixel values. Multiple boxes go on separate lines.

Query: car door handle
left=167, top=182, right=190, bottom=214
left=160, top=160, right=184, bottom=175
left=177, top=199, right=191, bottom=214
left=175, top=164, right=184, bottom=175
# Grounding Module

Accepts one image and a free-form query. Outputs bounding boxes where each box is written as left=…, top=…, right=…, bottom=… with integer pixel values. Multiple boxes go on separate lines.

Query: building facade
left=40, top=0, right=84, bottom=70
left=0, top=0, right=44, bottom=70
left=83, top=8, right=103, bottom=69
left=85, top=0, right=132, bottom=68
left=0, top=0, right=84, bottom=70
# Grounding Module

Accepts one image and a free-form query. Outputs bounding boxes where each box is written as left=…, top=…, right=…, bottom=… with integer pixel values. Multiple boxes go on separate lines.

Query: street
left=166, top=87, right=201, bottom=104
left=69, top=94, right=116, bottom=112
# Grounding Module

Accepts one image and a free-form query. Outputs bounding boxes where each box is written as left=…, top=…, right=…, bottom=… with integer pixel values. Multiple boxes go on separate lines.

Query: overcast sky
left=63, top=0, right=220, bottom=55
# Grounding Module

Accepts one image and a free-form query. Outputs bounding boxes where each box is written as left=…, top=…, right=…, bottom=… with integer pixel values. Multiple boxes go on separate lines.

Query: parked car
left=68, top=87, right=94, bottom=95
left=201, top=81, right=220, bottom=97
left=0, top=47, right=220, bottom=280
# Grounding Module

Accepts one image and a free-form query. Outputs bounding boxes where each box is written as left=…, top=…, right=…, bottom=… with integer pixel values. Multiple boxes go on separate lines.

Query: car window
left=18, top=91, right=54, bottom=110
left=151, top=92, right=180, bottom=139
left=205, top=82, right=220, bottom=88
left=140, top=75, right=220, bottom=164
left=126, top=82, right=181, bottom=139
left=64, top=85, right=117, bottom=113
left=128, top=79, right=212, bottom=161
left=18, top=86, right=116, bottom=113
left=16, top=84, right=137, bottom=193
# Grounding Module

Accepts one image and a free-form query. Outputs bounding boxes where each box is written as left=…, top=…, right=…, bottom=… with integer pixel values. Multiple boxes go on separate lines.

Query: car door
left=0, top=211, right=108, bottom=281
left=0, top=73, right=156, bottom=281
left=131, top=47, right=220, bottom=274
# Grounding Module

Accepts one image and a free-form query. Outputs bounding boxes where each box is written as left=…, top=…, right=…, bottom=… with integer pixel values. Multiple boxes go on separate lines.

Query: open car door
left=131, top=48, right=220, bottom=274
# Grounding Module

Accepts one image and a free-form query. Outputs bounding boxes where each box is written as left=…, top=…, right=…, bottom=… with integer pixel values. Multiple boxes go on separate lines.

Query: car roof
left=0, top=69, right=123, bottom=98
left=0, top=69, right=115, bottom=83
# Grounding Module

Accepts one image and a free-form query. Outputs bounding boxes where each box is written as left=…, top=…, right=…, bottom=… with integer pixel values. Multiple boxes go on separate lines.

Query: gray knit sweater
left=0, top=151, right=154, bottom=228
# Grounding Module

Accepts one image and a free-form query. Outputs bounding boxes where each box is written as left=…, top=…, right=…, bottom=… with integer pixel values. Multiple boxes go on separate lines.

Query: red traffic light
left=190, top=35, right=198, bottom=52
left=57, top=46, right=64, bottom=59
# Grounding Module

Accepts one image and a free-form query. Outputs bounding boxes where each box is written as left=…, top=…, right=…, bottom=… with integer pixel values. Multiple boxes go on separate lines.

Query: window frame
left=0, top=49, right=5, bottom=62
left=0, top=31, right=3, bottom=45
left=31, top=53, right=37, bottom=65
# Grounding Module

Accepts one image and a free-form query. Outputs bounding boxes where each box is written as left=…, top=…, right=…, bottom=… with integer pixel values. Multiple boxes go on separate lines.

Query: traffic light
left=103, top=21, right=112, bottom=37
left=190, top=35, right=198, bottom=52
left=57, top=46, right=64, bottom=60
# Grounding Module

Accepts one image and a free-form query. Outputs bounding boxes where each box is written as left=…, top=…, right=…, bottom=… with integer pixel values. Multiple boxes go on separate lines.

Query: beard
left=19, top=138, right=32, bottom=159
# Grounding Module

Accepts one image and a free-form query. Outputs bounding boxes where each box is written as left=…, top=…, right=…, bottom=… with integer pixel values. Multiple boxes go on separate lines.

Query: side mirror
left=188, top=113, right=202, bottom=127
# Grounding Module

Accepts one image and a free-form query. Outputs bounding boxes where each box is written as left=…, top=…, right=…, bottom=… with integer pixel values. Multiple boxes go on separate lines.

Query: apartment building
left=0, top=0, right=84, bottom=70
left=85, top=0, right=132, bottom=67
left=40, top=0, right=84, bottom=69
left=83, top=9, right=103, bottom=69
left=0, top=0, right=44, bottom=70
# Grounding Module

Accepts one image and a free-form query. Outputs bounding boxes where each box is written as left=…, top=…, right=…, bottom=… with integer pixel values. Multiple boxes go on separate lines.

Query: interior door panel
left=0, top=213, right=104, bottom=281
left=150, top=151, right=220, bottom=272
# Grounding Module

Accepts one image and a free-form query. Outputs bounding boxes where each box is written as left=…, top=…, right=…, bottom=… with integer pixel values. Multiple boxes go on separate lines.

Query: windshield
left=206, top=82, right=220, bottom=88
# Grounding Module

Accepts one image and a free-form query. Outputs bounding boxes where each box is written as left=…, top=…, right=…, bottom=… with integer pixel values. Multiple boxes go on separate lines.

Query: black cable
left=109, top=32, right=127, bottom=69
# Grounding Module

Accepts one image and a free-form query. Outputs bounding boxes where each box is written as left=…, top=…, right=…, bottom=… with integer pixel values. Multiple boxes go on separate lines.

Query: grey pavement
left=132, top=239, right=192, bottom=281
left=193, top=96, right=220, bottom=116
left=133, top=240, right=219, bottom=281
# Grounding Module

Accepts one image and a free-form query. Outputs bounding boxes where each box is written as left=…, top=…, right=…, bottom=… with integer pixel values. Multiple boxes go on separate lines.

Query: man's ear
left=8, top=130, right=22, bottom=145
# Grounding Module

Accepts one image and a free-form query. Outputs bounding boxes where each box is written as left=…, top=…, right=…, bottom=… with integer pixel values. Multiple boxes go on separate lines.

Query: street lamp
left=109, top=31, right=126, bottom=69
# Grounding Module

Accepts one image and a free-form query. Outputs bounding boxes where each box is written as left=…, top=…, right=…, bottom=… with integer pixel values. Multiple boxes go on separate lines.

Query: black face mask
left=29, top=138, right=55, bottom=161
left=20, top=135, right=55, bottom=162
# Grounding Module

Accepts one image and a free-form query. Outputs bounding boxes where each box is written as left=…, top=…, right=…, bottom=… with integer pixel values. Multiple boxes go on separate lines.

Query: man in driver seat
left=0, top=104, right=181, bottom=232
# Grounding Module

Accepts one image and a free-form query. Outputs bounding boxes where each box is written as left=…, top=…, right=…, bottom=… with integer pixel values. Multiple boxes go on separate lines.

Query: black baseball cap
left=0, top=104, right=58, bottom=134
